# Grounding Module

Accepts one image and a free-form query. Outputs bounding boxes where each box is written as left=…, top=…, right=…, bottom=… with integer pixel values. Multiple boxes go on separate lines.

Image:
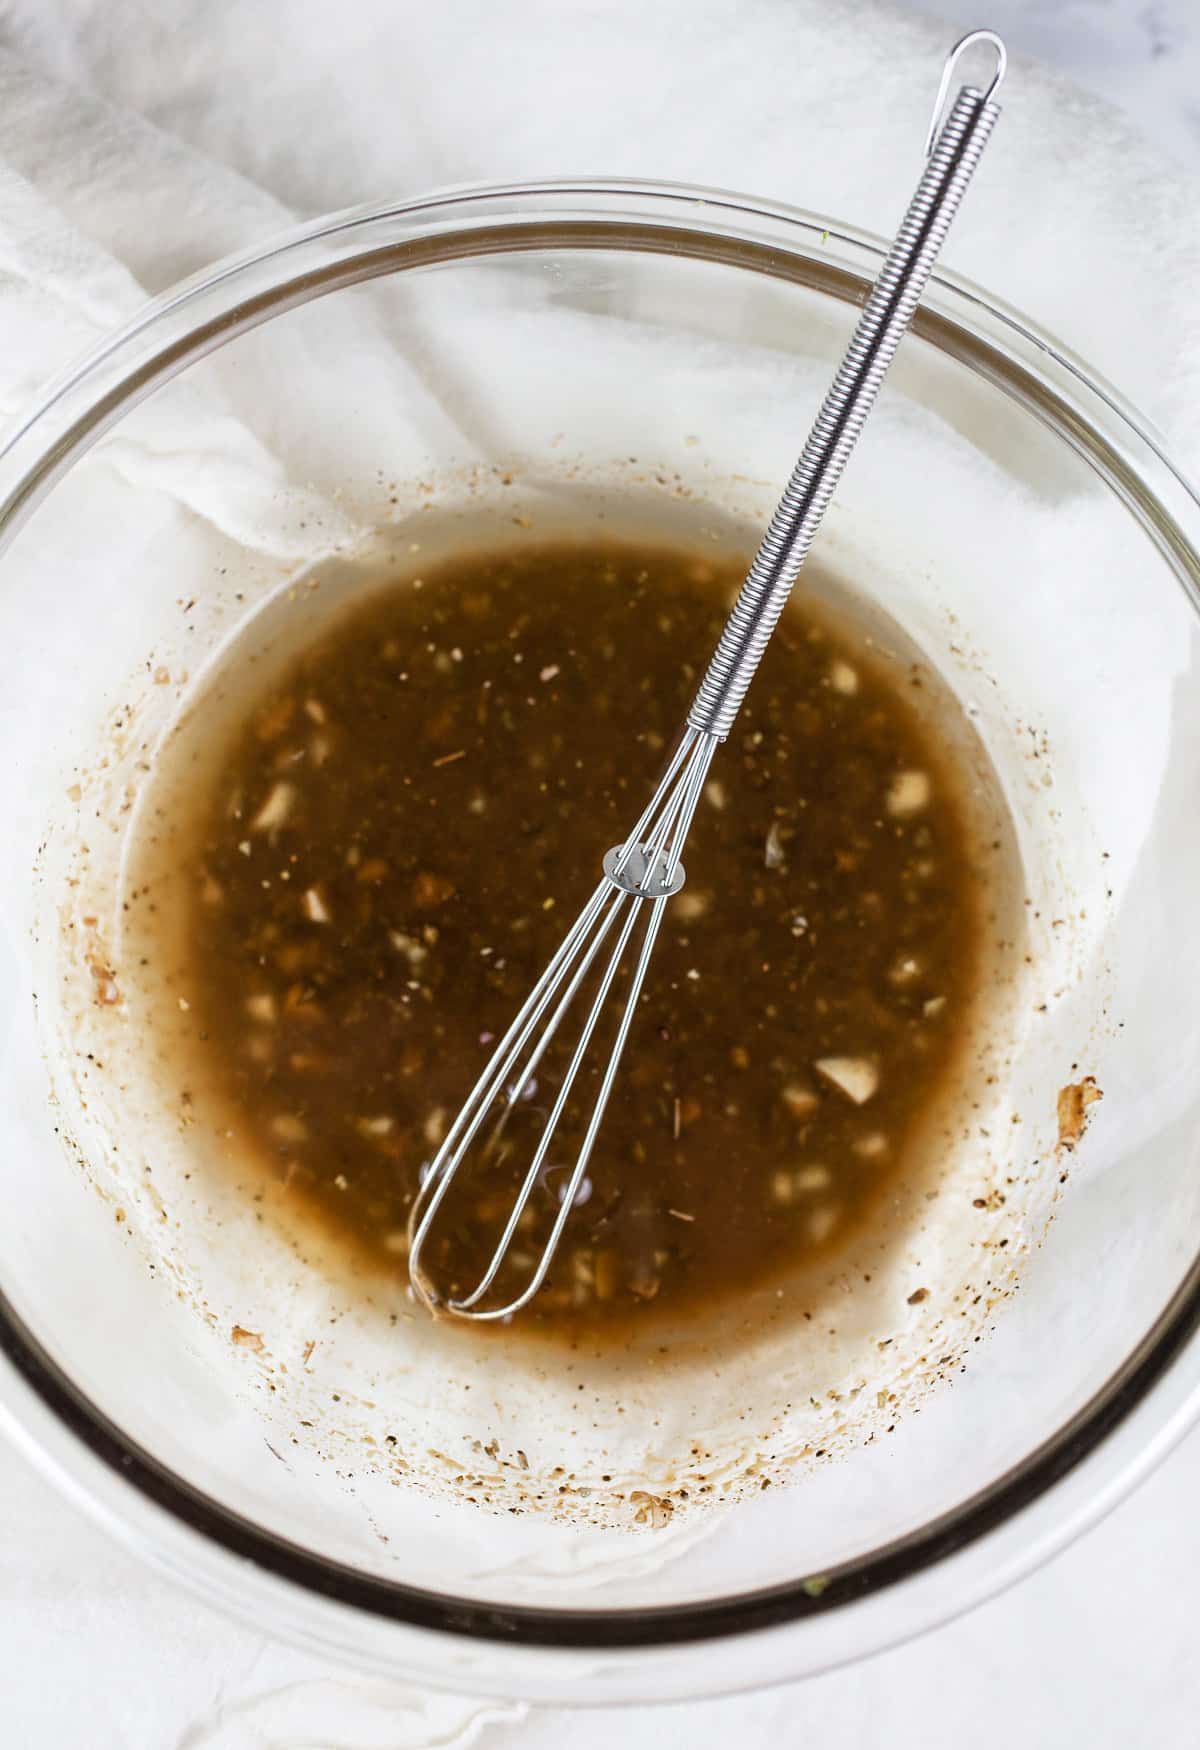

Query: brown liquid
left=144, top=535, right=991, bottom=1336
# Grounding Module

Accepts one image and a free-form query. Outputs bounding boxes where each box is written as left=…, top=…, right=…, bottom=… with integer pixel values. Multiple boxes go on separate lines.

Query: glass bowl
left=0, top=181, right=1198, bottom=1705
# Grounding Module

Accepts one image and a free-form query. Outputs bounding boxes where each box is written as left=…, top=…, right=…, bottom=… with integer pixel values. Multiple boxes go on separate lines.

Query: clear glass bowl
left=0, top=181, right=1198, bottom=1705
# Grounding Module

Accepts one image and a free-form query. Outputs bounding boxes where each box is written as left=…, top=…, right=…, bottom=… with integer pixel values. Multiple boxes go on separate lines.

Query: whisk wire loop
left=408, top=729, right=717, bottom=1318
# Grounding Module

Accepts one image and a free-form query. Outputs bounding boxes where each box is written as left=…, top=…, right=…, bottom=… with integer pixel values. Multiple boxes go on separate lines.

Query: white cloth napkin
left=1, top=0, right=1200, bottom=469
left=0, top=1, right=1198, bottom=1746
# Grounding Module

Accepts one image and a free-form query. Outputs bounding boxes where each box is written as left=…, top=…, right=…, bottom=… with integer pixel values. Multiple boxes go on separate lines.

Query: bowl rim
left=3, top=174, right=1200, bottom=1684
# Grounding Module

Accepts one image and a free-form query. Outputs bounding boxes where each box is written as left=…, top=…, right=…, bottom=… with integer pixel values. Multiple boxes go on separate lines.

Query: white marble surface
left=3, top=1, right=1200, bottom=1745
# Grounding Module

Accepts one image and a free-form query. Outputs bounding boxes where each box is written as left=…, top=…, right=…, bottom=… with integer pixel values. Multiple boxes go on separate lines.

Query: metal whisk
left=409, top=30, right=1006, bottom=1320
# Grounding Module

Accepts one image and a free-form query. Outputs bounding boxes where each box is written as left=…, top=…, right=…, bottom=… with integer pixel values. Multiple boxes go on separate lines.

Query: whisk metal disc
left=602, top=843, right=686, bottom=898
